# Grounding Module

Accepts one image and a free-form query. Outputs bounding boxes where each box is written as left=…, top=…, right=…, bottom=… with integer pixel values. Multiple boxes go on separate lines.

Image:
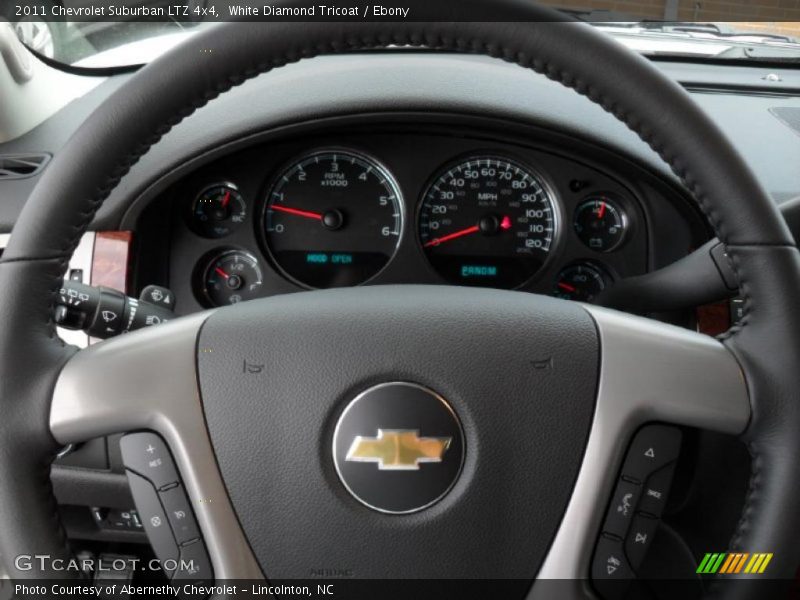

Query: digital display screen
left=460, top=264, right=499, bottom=278
left=305, top=253, right=354, bottom=265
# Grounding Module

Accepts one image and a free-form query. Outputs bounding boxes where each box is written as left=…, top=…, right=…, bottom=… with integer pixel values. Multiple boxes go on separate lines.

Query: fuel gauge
left=201, top=249, right=263, bottom=307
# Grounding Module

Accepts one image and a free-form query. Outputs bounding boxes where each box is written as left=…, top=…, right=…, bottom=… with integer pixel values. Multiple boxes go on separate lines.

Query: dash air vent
left=770, top=107, right=800, bottom=138
left=0, top=153, right=50, bottom=180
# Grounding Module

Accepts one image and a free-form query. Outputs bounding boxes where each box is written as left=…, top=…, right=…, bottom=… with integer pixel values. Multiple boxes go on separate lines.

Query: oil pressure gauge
left=191, top=183, right=246, bottom=238
left=573, top=195, right=628, bottom=252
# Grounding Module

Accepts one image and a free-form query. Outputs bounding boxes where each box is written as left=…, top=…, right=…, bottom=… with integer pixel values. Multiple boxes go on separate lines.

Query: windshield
left=6, top=2, right=800, bottom=68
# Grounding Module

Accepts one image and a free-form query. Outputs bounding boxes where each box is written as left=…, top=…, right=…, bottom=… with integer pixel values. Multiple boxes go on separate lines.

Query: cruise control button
left=125, top=470, right=178, bottom=577
left=602, top=479, right=641, bottom=538
left=120, top=432, right=179, bottom=490
left=621, top=425, right=681, bottom=483
left=160, top=485, right=200, bottom=545
left=638, top=464, right=675, bottom=518
left=173, top=540, right=213, bottom=583
left=592, top=535, right=634, bottom=600
left=625, top=513, right=660, bottom=570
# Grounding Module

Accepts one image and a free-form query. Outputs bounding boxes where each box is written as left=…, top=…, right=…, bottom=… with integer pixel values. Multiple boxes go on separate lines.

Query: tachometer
left=419, top=156, right=559, bottom=288
left=263, top=150, right=403, bottom=288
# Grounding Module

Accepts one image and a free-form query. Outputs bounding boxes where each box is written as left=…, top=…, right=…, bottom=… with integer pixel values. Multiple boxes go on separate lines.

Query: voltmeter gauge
left=191, top=183, right=247, bottom=238
left=573, top=195, right=628, bottom=253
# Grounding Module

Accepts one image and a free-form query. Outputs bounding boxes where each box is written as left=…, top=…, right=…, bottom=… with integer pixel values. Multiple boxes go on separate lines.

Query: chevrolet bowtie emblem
left=345, top=429, right=452, bottom=470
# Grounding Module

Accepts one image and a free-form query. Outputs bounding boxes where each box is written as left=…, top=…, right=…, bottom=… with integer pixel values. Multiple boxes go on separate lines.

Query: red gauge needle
left=500, top=215, right=512, bottom=230
left=557, top=281, right=577, bottom=293
left=221, top=191, right=231, bottom=208
left=214, top=267, right=230, bottom=279
left=424, top=224, right=480, bottom=247
left=597, top=201, right=607, bottom=219
left=271, top=204, right=323, bottom=220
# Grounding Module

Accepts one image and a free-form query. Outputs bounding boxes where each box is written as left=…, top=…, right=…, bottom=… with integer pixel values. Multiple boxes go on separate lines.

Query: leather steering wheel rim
left=2, top=4, right=800, bottom=596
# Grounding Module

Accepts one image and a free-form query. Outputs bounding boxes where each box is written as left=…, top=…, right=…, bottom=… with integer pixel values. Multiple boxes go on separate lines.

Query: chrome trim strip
left=50, top=312, right=264, bottom=581
left=532, top=305, right=750, bottom=592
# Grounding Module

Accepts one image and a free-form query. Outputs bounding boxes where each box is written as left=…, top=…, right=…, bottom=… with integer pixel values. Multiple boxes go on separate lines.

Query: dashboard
left=136, top=118, right=702, bottom=316
left=2, top=51, right=799, bottom=548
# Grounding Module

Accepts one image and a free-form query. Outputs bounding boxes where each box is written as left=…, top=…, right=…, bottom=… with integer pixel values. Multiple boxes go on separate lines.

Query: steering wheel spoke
left=50, top=312, right=263, bottom=580
left=535, top=305, right=750, bottom=588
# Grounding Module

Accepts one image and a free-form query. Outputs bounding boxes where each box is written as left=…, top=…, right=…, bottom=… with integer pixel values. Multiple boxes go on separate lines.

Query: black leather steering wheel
left=2, top=5, right=800, bottom=598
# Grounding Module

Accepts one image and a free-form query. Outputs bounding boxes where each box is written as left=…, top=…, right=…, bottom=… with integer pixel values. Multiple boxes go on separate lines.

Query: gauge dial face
left=419, top=156, right=559, bottom=288
left=573, top=195, right=628, bottom=252
left=553, top=263, right=609, bottom=302
left=191, top=183, right=246, bottom=238
left=263, top=150, right=403, bottom=288
left=202, top=250, right=264, bottom=307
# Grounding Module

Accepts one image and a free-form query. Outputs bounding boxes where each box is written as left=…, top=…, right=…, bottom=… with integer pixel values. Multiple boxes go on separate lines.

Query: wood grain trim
left=697, top=301, right=731, bottom=337
left=91, top=231, right=132, bottom=293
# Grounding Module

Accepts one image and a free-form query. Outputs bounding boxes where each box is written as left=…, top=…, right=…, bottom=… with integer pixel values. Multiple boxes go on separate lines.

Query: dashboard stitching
left=728, top=441, right=760, bottom=555
left=717, top=245, right=751, bottom=340
left=0, top=253, right=74, bottom=568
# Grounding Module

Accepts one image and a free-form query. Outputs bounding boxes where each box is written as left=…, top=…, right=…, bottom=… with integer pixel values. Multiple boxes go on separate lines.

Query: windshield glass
left=6, top=2, right=800, bottom=68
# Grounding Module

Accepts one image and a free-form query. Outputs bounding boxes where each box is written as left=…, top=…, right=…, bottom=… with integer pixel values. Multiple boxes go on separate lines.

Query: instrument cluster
left=164, top=130, right=650, bottom=311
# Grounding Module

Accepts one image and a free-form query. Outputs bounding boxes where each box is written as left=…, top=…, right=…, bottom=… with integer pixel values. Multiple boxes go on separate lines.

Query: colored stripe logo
left=697, top=553, right=773, bottom=574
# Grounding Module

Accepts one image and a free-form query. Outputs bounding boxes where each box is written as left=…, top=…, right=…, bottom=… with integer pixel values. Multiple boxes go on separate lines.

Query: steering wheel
left=3, top=6, right=800, bottom=599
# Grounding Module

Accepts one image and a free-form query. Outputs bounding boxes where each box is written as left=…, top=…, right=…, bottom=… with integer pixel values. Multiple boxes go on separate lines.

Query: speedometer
left=263, top=150, right=403, bottom=288
left=418, top=156, right=559, bottom=288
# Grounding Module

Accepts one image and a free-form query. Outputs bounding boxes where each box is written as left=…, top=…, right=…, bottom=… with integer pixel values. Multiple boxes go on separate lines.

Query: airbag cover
left=197, top=285, right=598, bottom=580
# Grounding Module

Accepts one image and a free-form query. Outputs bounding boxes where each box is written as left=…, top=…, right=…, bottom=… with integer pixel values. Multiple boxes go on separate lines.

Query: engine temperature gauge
left=201, top=250, right=263, bottom=307
left=553, top=263, right=610, bottom=303
left=573, top=195, right=628, bottom=252
left=191, top=183, right=246, bottom=238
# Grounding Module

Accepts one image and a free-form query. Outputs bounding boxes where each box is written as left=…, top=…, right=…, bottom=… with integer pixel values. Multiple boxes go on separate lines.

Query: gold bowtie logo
left=345, top=429, right=452, bottom=470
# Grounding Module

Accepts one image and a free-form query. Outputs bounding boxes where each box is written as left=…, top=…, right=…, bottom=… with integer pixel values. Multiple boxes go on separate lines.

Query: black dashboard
left=136, top=117, right=703, bottom=315
left=4, top=18, right=800, bottom=591
left=1, top=51, right=799, bottom=548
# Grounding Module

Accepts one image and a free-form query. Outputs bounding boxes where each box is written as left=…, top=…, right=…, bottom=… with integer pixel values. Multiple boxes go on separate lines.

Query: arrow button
left=592, top=535, right=634, bottom=598
left=621, top=425, right=682, bottom=483
left=625, top=513, right=660, bottom=570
